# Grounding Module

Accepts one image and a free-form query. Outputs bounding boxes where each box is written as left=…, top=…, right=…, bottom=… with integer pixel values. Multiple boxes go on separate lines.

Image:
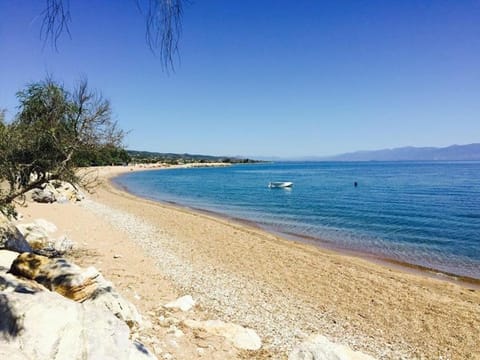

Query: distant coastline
left=256, top=143, right=480, bottom=162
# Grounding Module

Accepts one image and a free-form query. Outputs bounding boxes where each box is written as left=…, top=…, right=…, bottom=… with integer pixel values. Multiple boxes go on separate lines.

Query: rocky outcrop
left=26, top=180, right=85, bottom=204
left=30, top=188, right=56, bottom=203
left=9, top=253, right=142, bottom=328
left=0, top=290, right=155, bottom=360
left=0, top=214, right=32, bottom=253
left=183, top=319, right=262, bottom=350
left=17, top=220, right=74, bottom=256
left=288, top=335, right=376, bottom=360
left=46, top=180, right=85, bottom=203
left=0, top=214, right=156, bottom=359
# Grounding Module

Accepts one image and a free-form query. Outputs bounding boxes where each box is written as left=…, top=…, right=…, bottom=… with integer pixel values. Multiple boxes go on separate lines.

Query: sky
left=1, top=0, right=480, bottom=158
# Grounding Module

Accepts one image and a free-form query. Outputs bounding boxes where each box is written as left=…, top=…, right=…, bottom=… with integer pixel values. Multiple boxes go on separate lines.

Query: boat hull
left=268, top=182, right=293, bottom=188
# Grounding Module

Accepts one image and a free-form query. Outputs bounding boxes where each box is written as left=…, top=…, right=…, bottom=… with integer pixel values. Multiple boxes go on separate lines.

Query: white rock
left=10, top=253, right=142, bottom=328
left=0, top=290, right=156, bottom=360
left=0, top=250, right=20, bottom=270
left=56, top=195, right=69, bottom=204
left=0, top=343, right=31, bottom=359
left=17, top=222, right=74, bottom=256
left=33, top=219, right=58, bottom=233
left=51, top=235, right=75, bottom=254
left=288, top=335, right=376, bottom=360
left=183, top=319, right=262, bottom=350
left=164, top=295, right=196, bottom=312
left=31, top=188, right=56, bottom=203
left=26, top=181, right=85, bottom=204
left=81, top=270, right=144, bottom=328
left=17, top=222, right=49, bottom=248
left=0, top=214, right=33, bottom=253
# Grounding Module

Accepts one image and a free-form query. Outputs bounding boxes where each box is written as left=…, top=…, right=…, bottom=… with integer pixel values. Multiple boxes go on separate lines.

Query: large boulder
left=0, top=214, right=32, bottom=253
left=288, top=335, right=376, bottom=360
left=45, top=180, right=85, bottom=203
left=85, top=271, right=143, bottom=329
left=30, top=188, right=56, bottom=203
left=0, top=290, right=155, bottom=360
left=183, top=319, right=262, bottom=350
left=26, top=180, right=85, bottom=204
left=9, top=253, right=142, bottom=328
left=17, top=220, right=74, bottom=257
left=17, top=222, right=50, bottom=250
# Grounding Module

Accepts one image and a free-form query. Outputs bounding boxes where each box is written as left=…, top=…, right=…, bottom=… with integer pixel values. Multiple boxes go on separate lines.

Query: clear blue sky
left=1, top=1, right=479, bottom=158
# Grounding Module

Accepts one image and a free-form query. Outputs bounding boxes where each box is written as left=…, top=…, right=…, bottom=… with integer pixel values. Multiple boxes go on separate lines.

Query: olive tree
left=0, top=79, right=124, bottom=215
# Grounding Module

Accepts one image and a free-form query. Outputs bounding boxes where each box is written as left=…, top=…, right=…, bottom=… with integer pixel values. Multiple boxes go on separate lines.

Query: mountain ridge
left=311, top=143, right=480, bottom=161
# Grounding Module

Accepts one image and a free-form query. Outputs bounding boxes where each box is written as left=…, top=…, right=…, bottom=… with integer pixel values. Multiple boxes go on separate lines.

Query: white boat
left=268, top=181, right=293, bottom=188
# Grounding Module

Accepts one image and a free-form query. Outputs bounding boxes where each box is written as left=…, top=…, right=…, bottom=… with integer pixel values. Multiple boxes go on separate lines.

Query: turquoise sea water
left=114, top=162, right=480, bottom=279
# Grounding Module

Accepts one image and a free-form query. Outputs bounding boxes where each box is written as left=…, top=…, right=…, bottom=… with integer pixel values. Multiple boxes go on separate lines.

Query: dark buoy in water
left=354, top=181, right=358, bottom=187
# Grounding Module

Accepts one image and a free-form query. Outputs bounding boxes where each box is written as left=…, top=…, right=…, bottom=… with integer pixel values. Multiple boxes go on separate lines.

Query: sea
left=113, top=161, right=480, bottom=280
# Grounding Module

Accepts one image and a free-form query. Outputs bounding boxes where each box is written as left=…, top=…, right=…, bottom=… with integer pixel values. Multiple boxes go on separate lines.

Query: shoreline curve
left=109, top=165, right=480, bottom=289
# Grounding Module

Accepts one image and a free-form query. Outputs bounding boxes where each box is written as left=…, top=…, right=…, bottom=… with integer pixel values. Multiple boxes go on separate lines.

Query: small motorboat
left=268, top=181, right=293, bottom=188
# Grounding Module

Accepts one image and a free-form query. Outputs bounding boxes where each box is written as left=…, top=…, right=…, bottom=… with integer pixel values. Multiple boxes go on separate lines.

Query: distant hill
left=317, top=143, right=480, bottom=162
left=127, top=150, right=260, bottom=164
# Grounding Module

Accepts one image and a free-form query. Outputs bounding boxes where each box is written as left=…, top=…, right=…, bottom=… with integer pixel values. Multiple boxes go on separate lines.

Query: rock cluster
left=0, top=213, right=153, bottom=360
left=0, top=286, right=153, bottom=360
left=1, top=214, right=75, bottom=257
left=17, top=219, right=74, bottom=256
left=10, top=252, right=142, bottom=328
left=27, top=180, right=85, bottom=204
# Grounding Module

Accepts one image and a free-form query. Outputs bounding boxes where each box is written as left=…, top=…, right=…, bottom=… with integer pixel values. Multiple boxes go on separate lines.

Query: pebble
left=81, top=197, right=399, bottom=358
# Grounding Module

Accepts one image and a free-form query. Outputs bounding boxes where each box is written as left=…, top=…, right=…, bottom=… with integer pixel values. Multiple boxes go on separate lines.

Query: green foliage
left=74, top=145, right=131, bottom=166
left=127, top=150, right=261, bottom=164
left=0, top=79, right=125, bottom=215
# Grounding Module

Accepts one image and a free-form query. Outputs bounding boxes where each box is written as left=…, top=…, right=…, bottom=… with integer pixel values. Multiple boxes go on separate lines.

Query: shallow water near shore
left=114, top=161, right=480, bottom=280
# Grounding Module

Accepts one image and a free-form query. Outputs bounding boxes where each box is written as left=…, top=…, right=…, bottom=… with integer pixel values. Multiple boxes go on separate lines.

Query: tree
left=41, top=0, right=184, bottom=70
left=0, top=79, right=124, bottom=215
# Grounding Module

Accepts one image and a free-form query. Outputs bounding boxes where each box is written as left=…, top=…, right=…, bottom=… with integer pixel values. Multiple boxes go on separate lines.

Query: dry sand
left=17, top=165, right=480, bottom=359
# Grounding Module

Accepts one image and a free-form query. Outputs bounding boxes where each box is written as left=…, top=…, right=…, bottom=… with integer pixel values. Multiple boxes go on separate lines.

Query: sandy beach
left=17, top=165, right=480, bottom=359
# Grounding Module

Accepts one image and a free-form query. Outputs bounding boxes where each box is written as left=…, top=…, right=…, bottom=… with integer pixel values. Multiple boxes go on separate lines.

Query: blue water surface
left=114, top=162, right=480, bottom=279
